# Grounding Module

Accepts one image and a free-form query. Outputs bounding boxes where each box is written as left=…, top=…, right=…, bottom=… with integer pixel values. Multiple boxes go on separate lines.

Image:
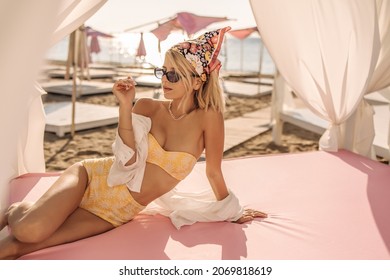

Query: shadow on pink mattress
left=7, top=150, right=390, bottom=260
left=331, top=152, right=390, bottom=255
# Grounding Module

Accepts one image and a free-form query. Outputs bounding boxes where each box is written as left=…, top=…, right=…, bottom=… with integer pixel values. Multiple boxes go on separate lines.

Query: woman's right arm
left=107, top=79, right=154, bottom=189
left=112, top=77, right=137, bottom=166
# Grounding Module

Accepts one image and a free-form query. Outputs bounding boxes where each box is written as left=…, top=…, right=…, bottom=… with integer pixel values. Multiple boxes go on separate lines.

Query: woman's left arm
left=204, top=110, right=229, bottom=201
left=204, top=111, right=267, bottom=222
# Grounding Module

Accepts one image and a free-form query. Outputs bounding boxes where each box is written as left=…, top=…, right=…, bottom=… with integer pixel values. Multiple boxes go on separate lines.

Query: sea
left=45, top=33, right=276, bottom=75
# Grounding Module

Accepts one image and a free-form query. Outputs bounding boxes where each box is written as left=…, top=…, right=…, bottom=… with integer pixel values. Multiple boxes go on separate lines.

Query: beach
left=44, top=31, right=308, bottom=171
left=43, top=80, right=321, bottom=171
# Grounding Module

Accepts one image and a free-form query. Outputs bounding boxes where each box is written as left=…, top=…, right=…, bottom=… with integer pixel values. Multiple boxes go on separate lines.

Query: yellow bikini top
left=146, top=133, right=197, bottom=181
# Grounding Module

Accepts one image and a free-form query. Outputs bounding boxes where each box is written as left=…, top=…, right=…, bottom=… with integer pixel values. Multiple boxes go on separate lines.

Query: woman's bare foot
left=1, top=202, right=28, bottom=232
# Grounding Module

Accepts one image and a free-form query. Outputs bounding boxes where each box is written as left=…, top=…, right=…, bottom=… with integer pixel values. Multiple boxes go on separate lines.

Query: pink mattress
left=7, top=150, right=390, bottom=259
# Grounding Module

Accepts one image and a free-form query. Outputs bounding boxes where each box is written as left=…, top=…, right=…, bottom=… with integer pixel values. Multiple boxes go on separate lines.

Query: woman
left=0, top=27, right=267, bottom=259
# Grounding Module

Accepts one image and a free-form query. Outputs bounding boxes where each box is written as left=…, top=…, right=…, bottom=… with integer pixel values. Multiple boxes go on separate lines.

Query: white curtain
left=367, top=0, right=390, bottom=93
left=343, top=0, right=390, bottom=157
left=0, top=0, right=106, bottom=237
left=249, top=0, right=381, bottom=152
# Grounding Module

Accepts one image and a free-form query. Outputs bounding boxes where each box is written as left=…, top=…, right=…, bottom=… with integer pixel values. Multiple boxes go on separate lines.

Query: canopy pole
left=258, top=37, right=264, bottom=92
left=71, top=30, right=80, bottom=138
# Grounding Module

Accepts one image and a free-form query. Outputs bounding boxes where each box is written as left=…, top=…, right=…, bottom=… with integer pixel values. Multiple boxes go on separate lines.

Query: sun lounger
left=134, top=75, right=162, bottom=88
left=222, top=80, right=272, bottom=98
left=240, top=77, right=274, bottom=86
left=364, top=88, right=390, bottom=161
left=44, top=102, right=118, bottom=137
left=48, top=68, right=115, bottom=79
left=41, top=80, right=113, bottom=96
left=273, top=85, right=390, bottom=162
left=115, top=67, right=154, bottom=76
left=7, top=149, right=390, bottom=259
left=279, top=107, right=328, bottom=135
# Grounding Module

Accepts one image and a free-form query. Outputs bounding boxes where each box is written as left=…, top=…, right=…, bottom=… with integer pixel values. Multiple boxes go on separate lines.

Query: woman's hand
left=112, top=76, right=137, bottom=107
left=234, top=208, right=267, bottom=224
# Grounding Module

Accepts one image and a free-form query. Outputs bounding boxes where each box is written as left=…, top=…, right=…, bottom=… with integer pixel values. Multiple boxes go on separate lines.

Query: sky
left=85, top=0, right=257, bottom=34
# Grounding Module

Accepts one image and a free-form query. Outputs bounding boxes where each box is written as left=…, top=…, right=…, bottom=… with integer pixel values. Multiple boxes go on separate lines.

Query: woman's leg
left=0, top=161, right=117, bottom=259
left=0, top=208, right=7, bottom=231
left=5, top=162, right=88, bottom=243
left=0, top=207, right=114, bottom=259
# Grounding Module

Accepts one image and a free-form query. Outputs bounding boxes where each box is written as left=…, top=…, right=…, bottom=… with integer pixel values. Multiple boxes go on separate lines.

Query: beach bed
left=279, top=107, right=328, bottom=135
left=7, top=149, right=390, bottom=259
left=240, top=77, right=274, bottom=86
left=44, top=102, right=118, bottom=137
left=41, top=80, right=113, bottom=96
left=48, top=68, right=115, bottom=79
left=365, top=89, right=390, bottom=161
left=273, top=89, right=390, bottom=162
left=113, top=75, right=162, bottom=99
left=133, top=75, right=162, bottom=88
left=115, top=67, right=154, bottom=77
left=222, top=80, right=272, bottom=98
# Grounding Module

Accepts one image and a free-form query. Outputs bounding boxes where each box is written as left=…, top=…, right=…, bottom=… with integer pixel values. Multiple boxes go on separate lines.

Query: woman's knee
left=7, top=202, right=49, bottom=243
left=11, top=218, right=49, bottom=243
left=65, top=162, right=88, bottom=186
left=9, top=163, right=88, bottom=244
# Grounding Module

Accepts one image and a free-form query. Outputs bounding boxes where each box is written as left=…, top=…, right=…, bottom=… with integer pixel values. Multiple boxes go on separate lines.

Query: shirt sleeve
left=107, top=113, right=151, bottom=192
left=141, top=188, right=244, bottom=229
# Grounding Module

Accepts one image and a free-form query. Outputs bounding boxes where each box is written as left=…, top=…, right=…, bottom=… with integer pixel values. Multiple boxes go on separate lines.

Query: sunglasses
left=154, top=67, right=180, bottom=83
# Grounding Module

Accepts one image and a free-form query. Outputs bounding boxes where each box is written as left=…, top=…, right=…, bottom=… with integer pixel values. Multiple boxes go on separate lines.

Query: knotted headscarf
left=171, top=26, right=231, bottom=81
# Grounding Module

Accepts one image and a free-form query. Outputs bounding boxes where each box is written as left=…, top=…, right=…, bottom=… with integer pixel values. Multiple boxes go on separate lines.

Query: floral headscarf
left=171, top=26, right=231, bottom=81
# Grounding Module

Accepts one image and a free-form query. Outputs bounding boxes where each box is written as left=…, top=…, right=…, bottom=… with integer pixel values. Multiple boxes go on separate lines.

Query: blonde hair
left=165, top=49, right=225, bottom=113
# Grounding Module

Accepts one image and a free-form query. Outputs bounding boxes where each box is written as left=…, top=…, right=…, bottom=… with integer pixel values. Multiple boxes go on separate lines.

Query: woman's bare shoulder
left=203, top=108, right=224, bottom=121
left=133, top=98, right=165, bottom=117
left=198, top=109, right=223, bottom=132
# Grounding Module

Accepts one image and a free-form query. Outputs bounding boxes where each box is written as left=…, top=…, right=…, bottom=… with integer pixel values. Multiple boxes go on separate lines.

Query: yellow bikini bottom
left=79, top=157, right=145, bottom=227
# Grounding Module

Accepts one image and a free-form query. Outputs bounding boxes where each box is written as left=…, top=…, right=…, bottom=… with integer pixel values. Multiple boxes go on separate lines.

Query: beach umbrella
left=125, top=12, right=231, bottom=53
left=136, top=32, right=147, bottom=59
left=86, top=26, right=113, bottom=55
left=150, top=12, right=230, bottom=41
left=65, top=24, right=90, bottom=137
left=229, top=27, right=258, bottom=40
left=65, top=25, right=90, bottom=80
left=228, top=27, right=263, bottom=74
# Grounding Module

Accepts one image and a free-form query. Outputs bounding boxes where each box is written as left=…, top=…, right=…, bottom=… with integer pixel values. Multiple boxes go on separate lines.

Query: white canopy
left=250, top=0, right=390, bottom=155
left=2, top=0, right=390, bottom=221
left=0, top=0, right=106, bottom=218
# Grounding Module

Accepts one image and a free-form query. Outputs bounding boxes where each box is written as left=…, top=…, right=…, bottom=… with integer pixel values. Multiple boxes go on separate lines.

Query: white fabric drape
left=367, top=0, right=390, bottom=93
left=343, top=0, right=390, bottom=157
left=0, top=0, right=60, bottom=225
left=250, top=0, right=381, bottom=152
left=0, top=0, right=106, bottom=236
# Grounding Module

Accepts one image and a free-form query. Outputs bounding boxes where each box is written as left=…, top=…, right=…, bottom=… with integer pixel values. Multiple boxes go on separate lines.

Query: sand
left=43, top=82, right=321, bottom=171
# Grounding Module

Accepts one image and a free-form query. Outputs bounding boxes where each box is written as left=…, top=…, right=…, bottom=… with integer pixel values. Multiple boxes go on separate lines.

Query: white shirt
left=142, top=188, right=244, bottom=229
left=107, top=112, right=243, bottom=228
left=107, top=113, right=151, bottom=192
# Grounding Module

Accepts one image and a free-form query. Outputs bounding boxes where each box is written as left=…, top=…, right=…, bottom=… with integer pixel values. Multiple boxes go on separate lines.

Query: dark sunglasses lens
left=166, top=71, right=180, bottom=83
left=154, top=68, right=164, bottom=79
